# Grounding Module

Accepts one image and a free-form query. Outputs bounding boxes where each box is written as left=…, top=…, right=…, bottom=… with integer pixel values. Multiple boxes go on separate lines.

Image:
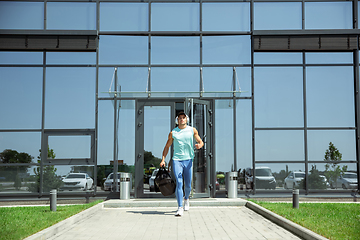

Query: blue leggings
left=172, top=159, right=192, bottom=207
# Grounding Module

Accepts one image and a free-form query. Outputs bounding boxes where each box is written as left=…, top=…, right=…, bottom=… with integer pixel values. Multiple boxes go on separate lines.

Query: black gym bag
left=155, top=167, right=176, bottom=196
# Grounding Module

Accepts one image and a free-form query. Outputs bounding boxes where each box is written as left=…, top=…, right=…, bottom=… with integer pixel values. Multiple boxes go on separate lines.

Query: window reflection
left=99, top=36, right=148, bottom=65
left=0, top=1, right=43, bottom=30
left=151, top=37, right=199, bottom=64
left=203, top=36, right=250, bottom=64
left=305, top=52, right=353, bottom=65
left=45, top=68, right=95, bottom=129
left=215, top=100, right=234, bottom=173
left=254, top=2, right=302, bottom=30
left=151, top=67, right=199, bottom=92
left=306, top=66, right=354, bottom=127
left=100, top=3, right=148, bottom=31
left=202, top=3, right=250, bottom=31
left=255, top=67, right=304, bottom=127
left=307, top=130, right=356, bottom=161
left=254, top=53, right=302, bottom=65
left=0, top=52, right=43, bottom=65
left=47, top=2, right=96, bottom=30
left=255, top=130, right=305, bottom=161
left=151, top=3, right=199, bottom=31
left=0, top=68, right=43, bottom=129
left=305, top=2, right=352, bottom=29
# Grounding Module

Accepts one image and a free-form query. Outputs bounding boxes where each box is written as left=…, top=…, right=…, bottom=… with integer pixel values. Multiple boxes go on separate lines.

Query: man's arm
left=160, top=132, right=173, bottom=167
left=193, top=127, right=204, bottom=149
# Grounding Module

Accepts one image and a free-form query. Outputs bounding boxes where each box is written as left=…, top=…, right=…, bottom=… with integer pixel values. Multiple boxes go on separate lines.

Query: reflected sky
left=0, top=2, right=358, bottom=175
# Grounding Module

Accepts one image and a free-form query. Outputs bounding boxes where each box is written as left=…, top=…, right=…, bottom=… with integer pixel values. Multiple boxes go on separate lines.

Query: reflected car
left=284, top=171, right=305, bottom=189
left=61, top=173, right=93, bottom=191
left=320, top=175, right=330, bottom=188
left=330, top=172, right=358, bottom=189
left=245, top=166, right=276, bottom=190
left=103, top=172, right=121, bottom=191
left=149, top=169, right=159, bottom=192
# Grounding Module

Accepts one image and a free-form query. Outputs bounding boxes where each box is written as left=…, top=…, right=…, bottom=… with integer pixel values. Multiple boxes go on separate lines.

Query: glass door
left=185, top=98, right=214, bottom=198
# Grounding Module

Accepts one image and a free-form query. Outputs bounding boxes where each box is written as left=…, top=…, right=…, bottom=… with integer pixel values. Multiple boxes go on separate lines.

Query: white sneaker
left=175, top=207, right=183, bottom=217
left=184, top=199, right=190, bottom=211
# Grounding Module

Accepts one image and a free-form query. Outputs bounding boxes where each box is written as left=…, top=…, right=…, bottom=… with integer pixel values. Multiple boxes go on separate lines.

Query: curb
left=24, top=202, right=103, bottom=240
left=245, top=201, right=328, bottom=240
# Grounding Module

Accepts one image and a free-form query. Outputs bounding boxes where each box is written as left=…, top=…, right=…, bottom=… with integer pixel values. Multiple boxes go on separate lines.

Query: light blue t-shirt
left=172, top=126, right=194, bottom=161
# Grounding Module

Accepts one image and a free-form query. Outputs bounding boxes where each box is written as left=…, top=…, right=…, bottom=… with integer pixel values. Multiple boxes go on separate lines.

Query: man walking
left=160, top=112, right=204, bottom=217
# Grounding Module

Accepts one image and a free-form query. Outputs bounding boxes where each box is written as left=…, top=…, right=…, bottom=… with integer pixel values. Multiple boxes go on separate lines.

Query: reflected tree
left=27, top=147, right=63, bottom=193
left=323, top=142, right=347, bottom=186
left=300, top=165, right=327, bottom=189
left=0, top=149, right=33, bottom=190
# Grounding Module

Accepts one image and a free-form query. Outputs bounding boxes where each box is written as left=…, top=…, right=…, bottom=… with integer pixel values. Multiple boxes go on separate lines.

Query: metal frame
left=0, top=0, right=359, bottom=200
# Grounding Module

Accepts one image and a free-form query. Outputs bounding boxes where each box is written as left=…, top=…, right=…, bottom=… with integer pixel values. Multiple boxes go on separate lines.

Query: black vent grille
left=254, top=35, right=358, bottom=51
left=0, top=34, right=97, bottom=51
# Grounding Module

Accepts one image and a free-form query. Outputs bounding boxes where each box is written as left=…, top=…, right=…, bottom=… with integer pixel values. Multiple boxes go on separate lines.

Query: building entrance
left=134, top=98, right=215, bottom=198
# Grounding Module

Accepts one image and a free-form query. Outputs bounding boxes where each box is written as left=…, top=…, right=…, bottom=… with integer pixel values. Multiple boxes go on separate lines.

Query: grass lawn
left=0, top=200, right=102, bottom=240
left=251, top=200, right=360, bottom=240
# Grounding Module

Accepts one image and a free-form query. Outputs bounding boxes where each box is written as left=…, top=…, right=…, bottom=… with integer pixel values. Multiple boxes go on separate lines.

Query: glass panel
left=202, top=67, right=251, bottom=98
left=46, top=52, right=96, bottom=65
left=307, top=130, right=356, bottom=161
left=0, top=1, right=43, bottom=30
left=215, top=100, right=234, bottom=172
left=100, top=3, right=148, bottom=31
left=144, top=106, right=171, bottom=194
left=0, top=52, right=43, bottom=65
left=45, top=68, right=95, bottom=129
left=0, top=132, right=41, bottom=163
left=99, top=36, right=148, bottom=65
left=151, top=37, right=199, bottom=64
left=191, top=102, right=208, bottom=194
left=306, top=52, right=353, bottom=65
left=264, top=163, right=305, bottom=190
left=236, top=100, right=252, bottom=174
left=254, top=2, right=302, bottom=30
left=151, top=67, right=199, bottom=93
left=255, top=67, right=304, bottom=127
left=202, top=36, right=251, bottom=64
left=47, top=2, right=96, bottom=30
left=151, top=3, right=199, bottom=31
left=97, top=100, right=135, bottom=167
left=255, top=130, right=305, bottom=161
left=202, top=3, right=250, bottom=31
left=305, top=2, right=352, bottom=29
left=48, top=136, right=91, bottom=159
left=0, top=165, right=38, bottom=194
left=306, top=66, right=354, bottom=127
left=307, top=163, right=357, bottom=190
left=0, top=67, right=43, bottom=129
left=254, top=53, right=302, bottom=65
left=98, top=67, right=148, bottom=96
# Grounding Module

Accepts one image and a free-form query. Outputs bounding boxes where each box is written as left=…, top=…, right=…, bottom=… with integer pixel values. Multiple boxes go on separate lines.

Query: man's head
left=176, top=112, right=189, bottom=126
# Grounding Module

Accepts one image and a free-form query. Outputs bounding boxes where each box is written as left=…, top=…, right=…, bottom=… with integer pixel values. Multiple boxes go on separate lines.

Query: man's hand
left=195, top=143, right=202, bottom=149
left=160, top=161, right=165, bottom=167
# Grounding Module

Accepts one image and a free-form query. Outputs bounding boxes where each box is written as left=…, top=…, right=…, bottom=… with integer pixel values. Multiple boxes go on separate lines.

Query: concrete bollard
left=50, top=189, right=57, bottom=212
left=292, top=189, right=299, bottom=209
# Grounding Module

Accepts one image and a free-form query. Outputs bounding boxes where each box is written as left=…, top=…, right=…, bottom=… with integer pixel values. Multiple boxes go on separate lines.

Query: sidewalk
left=25, top=198, right=329, bottom=240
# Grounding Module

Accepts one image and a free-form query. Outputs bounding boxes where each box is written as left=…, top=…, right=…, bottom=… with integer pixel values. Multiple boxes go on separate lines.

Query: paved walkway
left=45, top=205, right=302, bottom=240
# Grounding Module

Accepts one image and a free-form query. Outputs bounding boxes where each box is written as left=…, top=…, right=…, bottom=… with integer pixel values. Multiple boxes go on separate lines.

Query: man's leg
left=183, top=159, right=193, bottom=200
left=172, top=160, right=184, bottom=207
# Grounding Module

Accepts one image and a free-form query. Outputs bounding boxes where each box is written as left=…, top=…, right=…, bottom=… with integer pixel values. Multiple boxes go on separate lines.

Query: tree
left=144, top=151, right=162, bottom=167
left=27, top=147, right=63, bottom=193
left=0, top=149, right=33, bottom=190
left=323, top=142, right=347, bottom=187
left=299, top=165, right=327, bottom=189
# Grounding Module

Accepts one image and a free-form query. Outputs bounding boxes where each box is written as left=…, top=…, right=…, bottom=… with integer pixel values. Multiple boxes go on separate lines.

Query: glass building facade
left=0, top=0, right=359, bottom=198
